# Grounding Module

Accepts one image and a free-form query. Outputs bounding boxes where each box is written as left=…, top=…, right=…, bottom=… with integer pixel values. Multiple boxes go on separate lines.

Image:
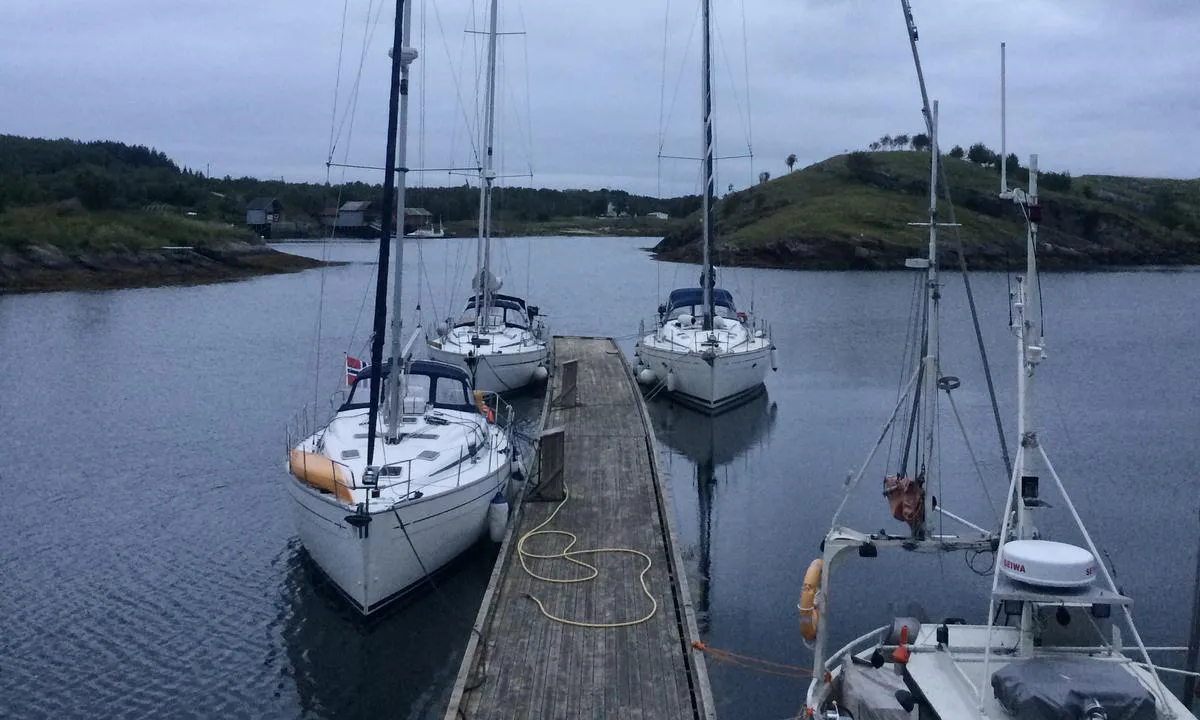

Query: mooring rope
left=517, top=479, right=657, bottom=628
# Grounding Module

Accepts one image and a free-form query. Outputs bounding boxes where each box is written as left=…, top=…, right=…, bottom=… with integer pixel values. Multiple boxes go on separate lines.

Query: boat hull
left=428, top=344, right=548, bottom=394
left=285, top=464, right=508, bottom=614
left=636, top=342, right=770, bottom=412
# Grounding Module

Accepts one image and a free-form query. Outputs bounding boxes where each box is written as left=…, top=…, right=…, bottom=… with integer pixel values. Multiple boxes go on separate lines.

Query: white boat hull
left=285, top=465, right=507, bottom=614
left=428, top=345, right=548, bottom=394
left=636, top=342, right=771, bottom=411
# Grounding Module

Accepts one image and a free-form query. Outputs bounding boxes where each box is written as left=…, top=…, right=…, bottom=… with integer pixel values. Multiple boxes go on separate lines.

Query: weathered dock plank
left=445, top=336, right=715, bottom=720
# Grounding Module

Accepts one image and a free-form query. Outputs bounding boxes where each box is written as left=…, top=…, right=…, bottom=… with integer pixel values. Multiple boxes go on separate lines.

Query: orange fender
left=289, top=449, right=353, bottom=503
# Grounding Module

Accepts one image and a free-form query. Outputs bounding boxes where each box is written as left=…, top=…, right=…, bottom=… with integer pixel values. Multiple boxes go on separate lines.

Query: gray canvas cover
left=991, top=657, right=1156, bottom=720
left=841, top=659, right=914, bottom=720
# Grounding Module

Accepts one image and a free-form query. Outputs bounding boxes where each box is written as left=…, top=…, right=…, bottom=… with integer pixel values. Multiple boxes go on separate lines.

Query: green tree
left=894, top=134, right=910, bottom=150
left=73, top=165, right=119, bottom=210
left=911, top=133, right=930, bottom=152
left=967, top=142, right=995, bottom=165
left=869, top=141, right=881, bottom=151
left=846, top=151, right=875, bottom=183
left=786, top=153, right=797, bottom=173
left=949, top=145, right=965, bottom=159
left=758, top=171, right=771, bottom=184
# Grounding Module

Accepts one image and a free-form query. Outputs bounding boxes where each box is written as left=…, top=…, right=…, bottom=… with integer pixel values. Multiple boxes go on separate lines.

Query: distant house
left=246, top=197, right=281, bottom=226
left=403, top=207, right=432, bottom=235
left=648, top=211, right=670, bottom=220
left=320, top=202, right=435, bottom=236
left=339, top=200, right=376, bottom=228
left=246, top=197, right=281, bottom=236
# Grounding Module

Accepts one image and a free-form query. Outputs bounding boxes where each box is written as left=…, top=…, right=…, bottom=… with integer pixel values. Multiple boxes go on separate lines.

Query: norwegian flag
left=345, top=355, right=364, bottom=386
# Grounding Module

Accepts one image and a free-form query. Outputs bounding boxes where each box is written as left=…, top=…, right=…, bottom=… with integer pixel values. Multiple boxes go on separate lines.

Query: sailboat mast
left=475, top=0, right=500, bottom=332
left=921, top=101, right=940, bottom=533
left=385, top=0, right=417, bottom=441
left=366, top=0, right=410, bottom=466
left=699, top=0, right=715, bottom=331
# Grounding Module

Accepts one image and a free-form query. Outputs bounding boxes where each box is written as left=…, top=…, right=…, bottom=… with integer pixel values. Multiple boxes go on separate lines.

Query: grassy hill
left=654, top=151, right=1200, bottom=270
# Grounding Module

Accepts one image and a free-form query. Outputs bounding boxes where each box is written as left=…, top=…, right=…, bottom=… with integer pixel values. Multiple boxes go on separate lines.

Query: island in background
left=2, top=133, right=1198, bottom=293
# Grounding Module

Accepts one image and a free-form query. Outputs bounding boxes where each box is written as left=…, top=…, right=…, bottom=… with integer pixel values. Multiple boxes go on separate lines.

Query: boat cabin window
left=454, top=303, right=528, bottom=329
left=434, top=374, right=471, bottom=407
left=667, top=303, right=737, bottom=322
left=340, top=368, right=473, bottom=413
left=398, top=374, right=431, bottom=405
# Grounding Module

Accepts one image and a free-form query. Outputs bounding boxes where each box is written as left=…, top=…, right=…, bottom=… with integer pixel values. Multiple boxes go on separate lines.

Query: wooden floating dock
left=445, top=336, right=716, bottom=720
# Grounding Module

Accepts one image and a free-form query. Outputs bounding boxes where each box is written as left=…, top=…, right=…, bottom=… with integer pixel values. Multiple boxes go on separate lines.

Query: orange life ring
left=798, top=558, right=822, bottom=642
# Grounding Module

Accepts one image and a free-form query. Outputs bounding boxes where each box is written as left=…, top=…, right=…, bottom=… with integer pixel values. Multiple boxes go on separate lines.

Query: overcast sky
left=3, top=0, right=1196, bottom=197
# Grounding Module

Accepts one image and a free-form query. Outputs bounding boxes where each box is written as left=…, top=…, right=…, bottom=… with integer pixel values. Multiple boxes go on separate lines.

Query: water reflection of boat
left=276, top=539, right=497, bottom=719
left=648, top=392, right=778, bottom=630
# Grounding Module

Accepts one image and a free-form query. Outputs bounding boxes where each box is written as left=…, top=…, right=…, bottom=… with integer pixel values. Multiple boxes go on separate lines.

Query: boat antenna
left=700, top=0, right=716, bottom=331
left=366, top=0, right=409, bottom=466
left=1000, top=42, right=1008, bottom=196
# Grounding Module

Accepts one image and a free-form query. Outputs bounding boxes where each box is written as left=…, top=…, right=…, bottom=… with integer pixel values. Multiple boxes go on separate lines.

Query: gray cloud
left=3, top=0, right=1196, bottom=196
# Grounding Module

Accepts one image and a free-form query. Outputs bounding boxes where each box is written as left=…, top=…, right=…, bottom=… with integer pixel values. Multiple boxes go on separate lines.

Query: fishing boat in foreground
left=802, top=6, right=1194, bottom=710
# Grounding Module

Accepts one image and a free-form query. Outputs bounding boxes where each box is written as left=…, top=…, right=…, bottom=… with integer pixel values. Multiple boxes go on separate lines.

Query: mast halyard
left=366, top=0, right=410, bottom=465
left=474, top=0, right=500, bottom=336
left=699, top=0, right=715, bottom=332
left=386, top=2, right=418, bottom=442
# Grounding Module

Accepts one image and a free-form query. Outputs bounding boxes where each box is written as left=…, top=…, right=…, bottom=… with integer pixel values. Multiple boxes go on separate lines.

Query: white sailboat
left=285, top=0, right=517, bottom=616
left=426, top=0, right=549, bottom=393
left=633, top=0, right=775, bottom=412
left=802, top=11, right=1196, bottom=716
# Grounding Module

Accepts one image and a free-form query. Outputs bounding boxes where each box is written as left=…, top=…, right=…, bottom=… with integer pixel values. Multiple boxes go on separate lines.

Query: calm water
left=1, top=236, right=1198, bottom=719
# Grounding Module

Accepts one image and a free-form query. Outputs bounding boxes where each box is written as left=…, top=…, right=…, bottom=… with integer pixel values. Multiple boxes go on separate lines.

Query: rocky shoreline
left=650, top=236, right=1200, bottom=272
left=0, top=241, right=326, bottom=293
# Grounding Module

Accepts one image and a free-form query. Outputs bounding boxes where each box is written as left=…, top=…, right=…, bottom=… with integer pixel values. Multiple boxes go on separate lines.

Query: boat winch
left=999, top=539, right=1096, bottom=588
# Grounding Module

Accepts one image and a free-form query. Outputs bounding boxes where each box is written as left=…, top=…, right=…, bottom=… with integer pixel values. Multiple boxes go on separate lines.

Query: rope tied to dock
left=690, top=640, right=814, bottom=679
left=518, top=481, right=658, bottom=628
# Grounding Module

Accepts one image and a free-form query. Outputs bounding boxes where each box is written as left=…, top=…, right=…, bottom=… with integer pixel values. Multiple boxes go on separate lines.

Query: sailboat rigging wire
left=328, top=0, right=389, bottom=163
left=427, top=0, right=483, bottom=166
left=515, top=0, right=535, bottom=177
left=315, top=0, right=390, bottom=420
left=712, top=12, right=753, bottom=182
left=327, top=162, right=482, bottom=173
left=658, top=1, right=703, bottom=159
left=326, top=0, right=352, bottom=167
left=945, top=387, right=1000, bottom=525
left=740, top=0, right=753, bottom=183
left=830, top=367, right=923, bottom=528
left=889, top=271, right=924, bottom=470
left=657, top=0, right=671, bottom=199
left=898, top=0, right=1011, bottom=479
left=418, top=0, right=426, bottom=188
